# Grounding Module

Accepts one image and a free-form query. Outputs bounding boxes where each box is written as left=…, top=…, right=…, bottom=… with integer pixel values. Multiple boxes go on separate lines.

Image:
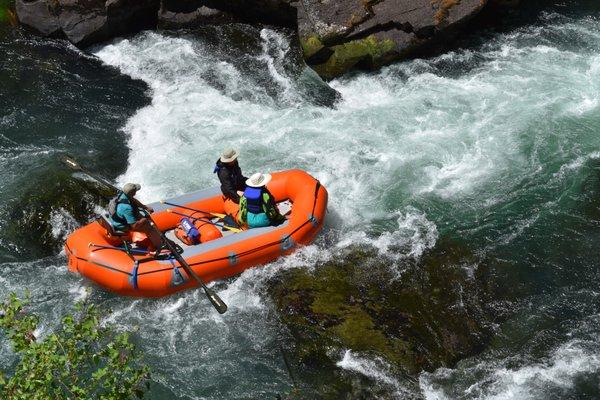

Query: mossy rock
left=300, top=35, right=325, bottom=59
left=299, top=35, right=334, bottom=66
left=310, top=35, right=397, bottom=80
left=269, top=238, right=498, bottom=380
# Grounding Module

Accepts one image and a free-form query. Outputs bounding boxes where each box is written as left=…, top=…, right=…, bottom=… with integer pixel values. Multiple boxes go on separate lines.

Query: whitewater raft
left=64, top=170, right=327, bottom=297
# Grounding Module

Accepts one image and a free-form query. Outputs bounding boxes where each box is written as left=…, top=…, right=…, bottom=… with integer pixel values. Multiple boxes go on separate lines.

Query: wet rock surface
left=1, top=169, right=111, bottom=259
left=296, top=0, right=488, bottom=79
left=268, top=239, right=505, bottom=383
left=16, top=0, right=160, bottom=46
left=16, top=0, right=497, bottom=78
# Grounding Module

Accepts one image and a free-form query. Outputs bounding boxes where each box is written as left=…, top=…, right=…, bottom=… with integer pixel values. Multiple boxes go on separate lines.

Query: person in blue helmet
left=238, top=173, right=284, bottom=228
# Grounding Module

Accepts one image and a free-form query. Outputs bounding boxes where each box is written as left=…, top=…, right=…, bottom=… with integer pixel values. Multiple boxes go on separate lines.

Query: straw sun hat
left=246, top=173, right=272, bottom=188
left=220, top=148, right=240, bottom=163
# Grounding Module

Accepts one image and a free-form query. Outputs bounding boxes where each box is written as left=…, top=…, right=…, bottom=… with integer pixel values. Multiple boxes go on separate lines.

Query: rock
left=200, top=0, right=296, bottom=27
left=158, top=3, right=234, bottom=29
left=2, top=169, right=112, bottom=259
left=15, top=0, right=490, bottom=77
left=296, top=0, right=488, bottom=79
left=16, top=0, right=160, bottom=46
left=15, top=0, right=60, bottom=36
left=268, top=239, right=499, bottom=377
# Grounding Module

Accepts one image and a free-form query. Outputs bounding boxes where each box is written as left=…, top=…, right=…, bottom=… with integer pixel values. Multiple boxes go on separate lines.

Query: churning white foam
left=49, top=207, right=79, bottom=242
left=337, top=350, right=416, bottom=398
left=420, top=339, right=600, bottom=400
left=93, top=15, right=600, bottom=271
left=93, top=29, right=445, bottom=264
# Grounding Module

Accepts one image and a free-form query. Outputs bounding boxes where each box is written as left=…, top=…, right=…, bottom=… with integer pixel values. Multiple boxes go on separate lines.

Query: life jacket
left=108, top=193, right=139, bottom=226
left=244, top=186, right=264, bottom=214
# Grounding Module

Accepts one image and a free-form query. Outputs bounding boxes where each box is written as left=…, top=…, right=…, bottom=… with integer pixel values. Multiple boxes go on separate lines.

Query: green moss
left=269, top=239, right=500, bottom=381
left=300, top=35, right=325, bottom=60
left=312, top=35, right=397, bottom=80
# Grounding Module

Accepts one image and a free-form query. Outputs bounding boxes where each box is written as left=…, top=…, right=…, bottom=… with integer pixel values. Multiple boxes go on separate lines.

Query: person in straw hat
left=214, top=148, right=248, bottom=218
left=238, top=172, right=284, bottom=228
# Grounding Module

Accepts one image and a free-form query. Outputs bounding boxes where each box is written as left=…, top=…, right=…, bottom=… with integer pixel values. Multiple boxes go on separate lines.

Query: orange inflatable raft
left=64, top=170, right=327, bottom=297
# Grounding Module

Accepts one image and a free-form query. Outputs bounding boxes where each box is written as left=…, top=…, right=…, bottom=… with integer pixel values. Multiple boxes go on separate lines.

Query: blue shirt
left=109, top=194, right=138, bottom=230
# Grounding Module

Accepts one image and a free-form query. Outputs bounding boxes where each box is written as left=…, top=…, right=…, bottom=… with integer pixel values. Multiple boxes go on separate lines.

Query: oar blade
left=204, top=287, right=228, bottom=314
left=60, top=155, right=83, bottom=171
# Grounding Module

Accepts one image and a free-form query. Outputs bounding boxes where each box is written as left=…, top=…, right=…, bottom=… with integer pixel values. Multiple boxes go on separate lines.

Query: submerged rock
left=268, top=238, right=499, bottom=383
left=1, top=168, right=110, bottom=259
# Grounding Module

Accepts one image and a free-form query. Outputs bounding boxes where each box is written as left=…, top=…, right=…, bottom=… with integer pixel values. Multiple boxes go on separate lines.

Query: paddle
left=61, top=155, right=121, bottom=193
left=167, top=209, right=242, bottom=233
left=140, top=209, right=228, bottom=314
left=160, top=200, right=226, bottom=219
left=88, top=242, right=152, bottom=256
left=62, top=155, right=228, bottom=314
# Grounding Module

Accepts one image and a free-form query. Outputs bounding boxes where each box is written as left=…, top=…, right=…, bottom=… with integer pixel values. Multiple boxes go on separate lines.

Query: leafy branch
left=0, top=293, right=150, bottom=400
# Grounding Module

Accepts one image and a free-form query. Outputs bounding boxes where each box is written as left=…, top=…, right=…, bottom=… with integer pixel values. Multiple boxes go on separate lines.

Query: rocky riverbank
left=13, top=0, right=525, bottom=79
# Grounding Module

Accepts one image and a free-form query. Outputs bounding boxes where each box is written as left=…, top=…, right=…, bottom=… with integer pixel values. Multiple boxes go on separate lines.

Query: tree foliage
left=0, top=293, right=149, bottom=399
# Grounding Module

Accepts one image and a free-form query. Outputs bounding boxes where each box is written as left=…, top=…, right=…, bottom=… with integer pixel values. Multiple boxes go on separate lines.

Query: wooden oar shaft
left=142, top=210, right=228, bottom=314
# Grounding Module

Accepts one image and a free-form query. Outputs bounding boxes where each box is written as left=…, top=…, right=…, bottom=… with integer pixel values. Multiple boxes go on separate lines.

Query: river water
left=1, top=3, right=599, bottom=399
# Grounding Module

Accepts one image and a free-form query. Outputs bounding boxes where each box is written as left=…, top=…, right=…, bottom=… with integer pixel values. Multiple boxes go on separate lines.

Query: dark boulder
left=15, top=0, right=491, bottom=77
left=158, top=0, right=234, bottom=29
left=296, top=0, right=488, bottom=79
left=15, top=0, right=61, bottom=36
left=200, top=0, right=296, bottom=27
left=16, top=0, right=160, bottom=46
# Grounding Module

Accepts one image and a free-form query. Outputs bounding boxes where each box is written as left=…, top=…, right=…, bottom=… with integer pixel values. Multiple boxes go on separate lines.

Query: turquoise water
left=1, top=4, right=600, bottom=399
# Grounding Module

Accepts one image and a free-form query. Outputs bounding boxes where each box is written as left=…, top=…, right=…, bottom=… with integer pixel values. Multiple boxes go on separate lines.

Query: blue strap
left=129, top=260, right=139, bottom=290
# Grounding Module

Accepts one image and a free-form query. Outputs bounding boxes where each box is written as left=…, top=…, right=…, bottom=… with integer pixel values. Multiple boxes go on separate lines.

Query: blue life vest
left=109, top=193, right=138, bottom=226
left=180, top=218, right=200, bottom=244
left=244, top=187, right=264, bottom=214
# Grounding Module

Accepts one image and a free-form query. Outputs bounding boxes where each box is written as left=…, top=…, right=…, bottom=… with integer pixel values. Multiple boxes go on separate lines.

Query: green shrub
left=0, top=293, right=150, bottom=399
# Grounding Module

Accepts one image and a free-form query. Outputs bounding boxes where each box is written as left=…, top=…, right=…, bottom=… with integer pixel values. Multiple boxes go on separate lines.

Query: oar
left=160, top=200, right=226, bottom=219
left=167, top=209, right=243, bottom=233
left=62, top=155, right=228, bottom=314
left=61, top=155, right=121, bottom=194
left=89, top=242, right=151, bottom=256
left=141, top=209, right=228, bottom=314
